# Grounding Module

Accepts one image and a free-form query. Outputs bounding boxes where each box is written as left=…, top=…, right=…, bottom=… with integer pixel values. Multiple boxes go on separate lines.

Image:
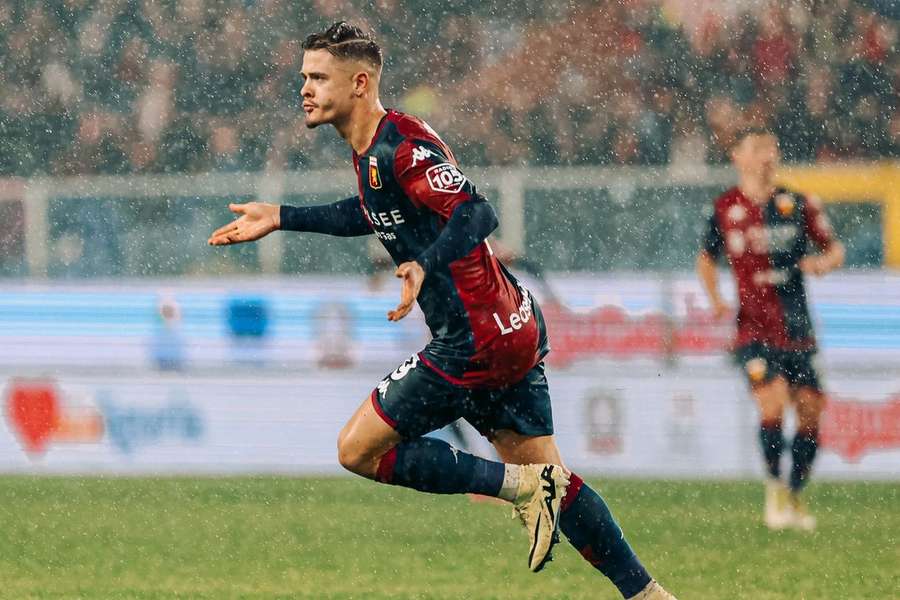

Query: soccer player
left=209, top=22, right=675, bottom=600
left=696, top=129, right=845, bottom=531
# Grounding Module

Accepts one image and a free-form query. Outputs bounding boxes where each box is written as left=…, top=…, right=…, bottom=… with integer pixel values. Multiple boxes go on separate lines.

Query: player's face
left=300, top=50, right=355, bottom=128
left=732, top=134, right=780, bottom=184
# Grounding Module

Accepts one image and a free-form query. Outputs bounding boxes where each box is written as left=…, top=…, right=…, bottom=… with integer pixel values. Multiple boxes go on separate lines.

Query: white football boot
left=764, top=477, right=792, bottom=531
left=512, top=463, right=570, bottom=572
left=788, top=492, right=817, bottom=532
left=628, top=580, right=679, bottom=599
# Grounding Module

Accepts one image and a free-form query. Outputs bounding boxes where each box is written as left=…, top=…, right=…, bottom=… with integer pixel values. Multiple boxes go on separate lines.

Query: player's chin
left=304, top=112, right=327, bottom=129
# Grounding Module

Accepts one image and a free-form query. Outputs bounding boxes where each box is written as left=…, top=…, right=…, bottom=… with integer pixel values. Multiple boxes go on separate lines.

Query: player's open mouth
left=303, top=104, right=317, bottom=114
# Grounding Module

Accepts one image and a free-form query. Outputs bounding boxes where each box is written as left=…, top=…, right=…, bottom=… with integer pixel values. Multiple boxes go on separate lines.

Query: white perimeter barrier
left=2, top=364, right=897, bottom=479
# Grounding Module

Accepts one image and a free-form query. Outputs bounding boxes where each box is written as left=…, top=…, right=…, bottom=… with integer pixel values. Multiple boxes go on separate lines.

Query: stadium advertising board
left=2, top=369, right=897, bottom=479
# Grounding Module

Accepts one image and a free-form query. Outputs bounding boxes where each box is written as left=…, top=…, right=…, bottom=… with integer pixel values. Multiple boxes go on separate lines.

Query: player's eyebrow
left=301, top=71, right=328, bottom=80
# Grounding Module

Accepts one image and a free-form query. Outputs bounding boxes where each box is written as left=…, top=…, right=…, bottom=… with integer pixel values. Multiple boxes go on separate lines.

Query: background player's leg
left=751, top=376, right=793, bottom=529
left=491, top=431, right=654, bottom=599
left=338, top=394, right=511, bottom=497
left=752, top=376, right=790, bottom=480
left=789, top=387, right=825, bottom=493
left=784, top=385, right=824, bottom=531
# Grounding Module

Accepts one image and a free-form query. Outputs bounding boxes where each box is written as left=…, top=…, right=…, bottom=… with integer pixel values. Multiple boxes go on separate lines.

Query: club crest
left=775, top=193, right=795, bottom=217
left=369, top=156, right=382, bottom=190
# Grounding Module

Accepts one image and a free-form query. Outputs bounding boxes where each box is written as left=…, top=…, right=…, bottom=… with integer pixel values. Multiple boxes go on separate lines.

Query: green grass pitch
left=0, top=477, right=896, bottom=599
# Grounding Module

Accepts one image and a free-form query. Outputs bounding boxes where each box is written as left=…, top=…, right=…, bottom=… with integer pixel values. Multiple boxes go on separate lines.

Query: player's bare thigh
left=337, top=395, right=403, bottom=479
left=751, top=376, right=791, bottom=421
left=491, top=430, right=565, bottom=467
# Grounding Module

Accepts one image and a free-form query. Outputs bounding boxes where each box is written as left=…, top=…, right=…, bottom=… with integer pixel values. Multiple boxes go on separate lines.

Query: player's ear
left=352, top=70, right=370, bottom=97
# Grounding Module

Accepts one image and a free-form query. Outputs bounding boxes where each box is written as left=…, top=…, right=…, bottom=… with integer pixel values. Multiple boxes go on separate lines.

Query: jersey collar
left=354, top=110, right=392, bottom=159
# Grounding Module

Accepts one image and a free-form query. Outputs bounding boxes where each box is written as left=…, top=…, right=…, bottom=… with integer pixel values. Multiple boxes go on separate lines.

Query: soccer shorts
left=734, top=342, right=822, bottom=391
left=370, top=353, right=554, bottom=440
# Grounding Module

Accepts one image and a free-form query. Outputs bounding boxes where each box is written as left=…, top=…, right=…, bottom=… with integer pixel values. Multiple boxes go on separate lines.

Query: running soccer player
left=209, top=22, right=675, bottom=600
left=696, top=129, right=845, bottom=531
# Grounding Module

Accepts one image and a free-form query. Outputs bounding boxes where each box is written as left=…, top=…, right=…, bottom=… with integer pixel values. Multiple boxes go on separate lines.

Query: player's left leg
left=781, top=349, right=825, bottom=531
left=490, top=431, right=673, bottom=600
left=472, top=363, right=674, bottom=599
left=787, top=386, right=825, bottom=530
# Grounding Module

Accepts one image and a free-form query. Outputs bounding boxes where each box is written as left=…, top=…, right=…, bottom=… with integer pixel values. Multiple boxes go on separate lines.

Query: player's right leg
left=737, top=343, right=792, bottom=529
left=336, top=354, right=566, bottom=570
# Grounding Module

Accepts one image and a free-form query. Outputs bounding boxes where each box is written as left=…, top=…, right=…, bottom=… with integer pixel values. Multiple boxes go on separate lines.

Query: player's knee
left=336, top=432, right=374, bottom=476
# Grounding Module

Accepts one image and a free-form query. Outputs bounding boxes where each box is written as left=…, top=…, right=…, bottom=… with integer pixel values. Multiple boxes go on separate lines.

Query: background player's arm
left=697, top=252, right=730, bottom=320
left=208, top=197, right=371, bottom=245
left=798, top=195, right=844, bottom=276
left=696, top=211, right=730, bottom=320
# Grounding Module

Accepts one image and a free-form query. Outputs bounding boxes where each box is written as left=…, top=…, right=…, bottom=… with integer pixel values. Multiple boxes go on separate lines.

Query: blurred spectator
left=0, top=0, right=895, bottom=174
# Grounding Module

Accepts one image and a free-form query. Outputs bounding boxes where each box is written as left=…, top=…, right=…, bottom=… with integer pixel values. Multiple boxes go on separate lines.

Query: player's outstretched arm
left=208, top=197, right=372, bottom=246
left=208, top=202, right=280, bottom=246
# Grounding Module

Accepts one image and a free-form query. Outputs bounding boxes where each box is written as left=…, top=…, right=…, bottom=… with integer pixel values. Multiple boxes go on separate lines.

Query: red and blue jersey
left=702, top=187, right=836, bottom=350
left=353, top=110, right=548, bottom=388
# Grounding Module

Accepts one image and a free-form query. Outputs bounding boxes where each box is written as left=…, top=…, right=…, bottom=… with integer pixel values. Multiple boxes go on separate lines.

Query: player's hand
left=799, top=255, right=829, bottom=276
left=711, top=297, right=731, bottom=321
left=388, top=261, right=425, bottom=321
left=208, top=202, right=280, bottom=246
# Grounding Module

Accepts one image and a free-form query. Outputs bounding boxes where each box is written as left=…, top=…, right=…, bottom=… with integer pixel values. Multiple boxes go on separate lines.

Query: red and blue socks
left=375, top=440, right=652, bottom=597
left=375, top=437, right=506, bottom=496
left=559, top=474, right=651, bottom=599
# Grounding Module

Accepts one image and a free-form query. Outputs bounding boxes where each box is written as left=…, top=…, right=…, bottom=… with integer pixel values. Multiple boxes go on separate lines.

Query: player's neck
left=738, top=179, right=775, bottom=205
left=335, top=101, right=388, bottom=155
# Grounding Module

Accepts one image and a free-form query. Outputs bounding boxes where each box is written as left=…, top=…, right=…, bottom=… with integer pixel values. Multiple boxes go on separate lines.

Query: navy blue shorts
left=370, top=354, right=554, bottom=440
left=734, top=342, right=822, bottom=391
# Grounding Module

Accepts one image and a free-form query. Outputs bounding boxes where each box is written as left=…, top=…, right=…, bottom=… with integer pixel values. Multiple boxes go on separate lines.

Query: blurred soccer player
left=209, top=22, right=675, bottom=600
left=697, top=129, right=845, bottom=531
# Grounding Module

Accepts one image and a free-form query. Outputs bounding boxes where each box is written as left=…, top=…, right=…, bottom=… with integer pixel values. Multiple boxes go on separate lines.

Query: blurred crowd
left=0, top=0, right=897, bottom=177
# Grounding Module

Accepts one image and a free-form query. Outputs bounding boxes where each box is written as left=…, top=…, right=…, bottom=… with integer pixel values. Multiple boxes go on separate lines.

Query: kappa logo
left=426, top=163, right=466, bottom=194
left=411, top=145, right=434, bottom=167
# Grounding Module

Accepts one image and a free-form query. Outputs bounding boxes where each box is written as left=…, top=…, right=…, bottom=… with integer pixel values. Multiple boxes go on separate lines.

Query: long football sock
left=559, top=474, right=651, bottom=599
left=759, top=419, right=785, bottom=479
left=789, top=429, right=819, bottom=492
left=375, top=437, right=511, bottom=497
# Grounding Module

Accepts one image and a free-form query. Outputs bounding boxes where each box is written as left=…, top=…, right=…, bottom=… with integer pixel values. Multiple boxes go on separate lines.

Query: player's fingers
left=229, top=203, right=248, bottom=215
left=210, top=220, right=240, bottom=239
left=388, top=303, right=412, bottom=321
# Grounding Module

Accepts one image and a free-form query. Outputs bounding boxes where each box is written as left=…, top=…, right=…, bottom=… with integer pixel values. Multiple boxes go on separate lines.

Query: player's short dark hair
left=302, top=22, right=383, bottom=70
left=732, top=127, right=777, bottom=149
